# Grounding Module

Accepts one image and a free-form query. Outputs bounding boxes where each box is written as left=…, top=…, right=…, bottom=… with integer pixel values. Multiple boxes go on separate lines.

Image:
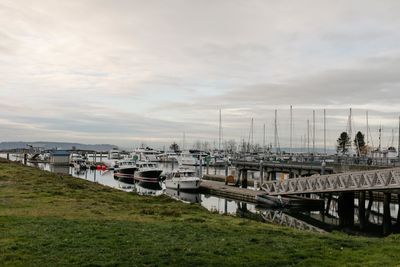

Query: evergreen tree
left=337, top=132, right=350, bottom=155
left=169, top=142, right=180, bottom=152
left=354, top=131, right=366, bottom=156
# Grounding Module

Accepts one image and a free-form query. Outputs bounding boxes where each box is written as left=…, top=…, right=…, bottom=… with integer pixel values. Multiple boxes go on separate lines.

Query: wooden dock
left=200, top=180, right=260, bottom=203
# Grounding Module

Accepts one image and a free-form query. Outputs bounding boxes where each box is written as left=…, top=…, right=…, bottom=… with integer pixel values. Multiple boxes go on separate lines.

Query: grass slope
left=1, top=159, right=400, bottom=266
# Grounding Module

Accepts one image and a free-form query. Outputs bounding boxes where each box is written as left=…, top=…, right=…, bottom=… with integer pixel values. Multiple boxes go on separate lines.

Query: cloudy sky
left=1, top=0, right=400, bottom=149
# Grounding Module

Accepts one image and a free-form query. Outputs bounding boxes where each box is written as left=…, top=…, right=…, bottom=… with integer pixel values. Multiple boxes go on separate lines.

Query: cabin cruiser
left=165, top=168, right=201, bottom=190
left=179, top=152, right=198, bottom=166
left=131, top=148, right=161, bottom=162
left=113, top=159, right=138, bottom=184
left=108, top=148, right=122, bottom=160
left=114, top=159, right=137, bottom=175
left=70, top=153, right=87, bottom=169
left=134, top=162, right=163, bottom=184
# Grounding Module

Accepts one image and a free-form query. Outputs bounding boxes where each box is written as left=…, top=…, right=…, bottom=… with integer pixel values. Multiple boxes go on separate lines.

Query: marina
left=3, top=150, right=400, bottom=237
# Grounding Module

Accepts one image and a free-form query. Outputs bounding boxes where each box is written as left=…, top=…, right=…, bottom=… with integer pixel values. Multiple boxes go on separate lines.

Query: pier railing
left=262, top=168, right=400, bottom=195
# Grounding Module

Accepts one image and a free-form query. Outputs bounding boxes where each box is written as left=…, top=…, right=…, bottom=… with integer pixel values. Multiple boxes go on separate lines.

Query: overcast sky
left=1, top=0, right=400, bottom=149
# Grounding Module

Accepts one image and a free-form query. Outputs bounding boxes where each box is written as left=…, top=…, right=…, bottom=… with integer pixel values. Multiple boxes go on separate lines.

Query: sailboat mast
left=366, top=110, right=369, bottom=149
left=290, top=105, right=293, bottom=155
left=307, top=119, right=310, bottom=154
left=312, top=110, right=315, bottom=154
left=398, top=116, right=400, bottom=161
left=263, top=123, right=266, bottom=153
left=274, top=110, right=278, bottom=154
left=324, top=109, right=326, bottom=154
left=218, top=109, right=222, bottom=151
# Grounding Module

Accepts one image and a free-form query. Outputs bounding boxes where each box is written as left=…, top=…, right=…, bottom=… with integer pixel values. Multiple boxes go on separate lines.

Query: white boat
left=108, top=148, right=122, bottom=160
left=70, top=153, right=87, bottom=169
left=179, top=152, right=197, bottom=166
left=165, top=168, right=201, bottom=190
left=131, top=148, right=161, bottom=162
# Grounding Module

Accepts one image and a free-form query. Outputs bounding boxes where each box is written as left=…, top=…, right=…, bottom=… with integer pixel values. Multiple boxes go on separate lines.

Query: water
left=2, top=153, right=399, bottom=236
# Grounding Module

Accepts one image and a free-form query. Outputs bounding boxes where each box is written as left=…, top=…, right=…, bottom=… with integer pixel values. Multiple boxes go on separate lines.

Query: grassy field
left=1, top=159, right=400, bottom=266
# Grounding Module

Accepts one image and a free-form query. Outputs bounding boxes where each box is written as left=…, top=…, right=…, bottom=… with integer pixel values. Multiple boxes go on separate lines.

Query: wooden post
left=259, top=160, right=264, bottom=185
left=6, top=153, right=9, bottom=160
left=242, top=170, right=248, bottom=188
left=199, top=158, right=203, bottom=178
left=383, top=192, right=391, bottom=236
left=206, top=160, right=210, bottom=175
left=225, top=160, right=229, bottom=177
left=338, top=192, right=355, bottom=227
left=359, top=191, right=366, bottom=230
left=366, top=191, right=373, bottom=221
left=325, top=193, right=332, bottom=215
left=397, top=194, right=400, bottom=225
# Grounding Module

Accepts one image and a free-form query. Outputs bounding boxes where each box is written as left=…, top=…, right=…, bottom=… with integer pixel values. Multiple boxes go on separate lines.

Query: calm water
left=2, top=153, right=399, bottom=236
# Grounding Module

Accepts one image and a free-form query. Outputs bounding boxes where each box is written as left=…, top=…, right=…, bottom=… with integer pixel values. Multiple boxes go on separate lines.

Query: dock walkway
left=200, top=180, right=260, bottom=203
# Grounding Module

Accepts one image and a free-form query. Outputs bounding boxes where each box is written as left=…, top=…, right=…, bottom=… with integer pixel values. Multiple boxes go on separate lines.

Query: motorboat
left=114, top=159, right=137, bottom=175
left=165, top=168, right=201, bottom=190
left=134, top=162, right=163, bottom=184
left=131, top=148, right=161, bottom=162
left=179, top=152, right=198, bottom=166
left=113, top=159, right=138, bottom=184
left=70, top=153, right=87, bottom=170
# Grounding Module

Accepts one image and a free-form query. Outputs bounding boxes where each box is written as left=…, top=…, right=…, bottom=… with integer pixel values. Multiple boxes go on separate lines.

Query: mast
left=312, top=110, right=316, bottom=154
left=398, top=116, right=400, bottom=161
left=218, top=109, right=222, bottom=151
left=366, top=110, right=369, bottom=151
left=307, top=119, right=310, bottom=154
left=290, top=105, right=293, bottom=155
left=324, top=109, right=326, bottom=154
left=274, top=110, right=278, bottom=154
left=251, top=118, right=254, bottom=148
left=263, top=123, right=266, bottom=153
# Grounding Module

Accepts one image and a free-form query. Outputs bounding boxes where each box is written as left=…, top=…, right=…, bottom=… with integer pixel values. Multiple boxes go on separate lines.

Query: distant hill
left=0, top=142, right=117, bottom=152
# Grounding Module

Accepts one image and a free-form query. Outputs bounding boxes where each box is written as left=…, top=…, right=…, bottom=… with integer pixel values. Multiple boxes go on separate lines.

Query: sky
left=1, top=0, right=400, bottom=150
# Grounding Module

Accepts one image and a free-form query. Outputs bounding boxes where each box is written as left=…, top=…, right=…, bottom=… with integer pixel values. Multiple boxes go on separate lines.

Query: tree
left=354, top=131, right=366, bottom=157
left=169, top=142, right=180, bottom=152
left=337, top=132, right=350, bottom=155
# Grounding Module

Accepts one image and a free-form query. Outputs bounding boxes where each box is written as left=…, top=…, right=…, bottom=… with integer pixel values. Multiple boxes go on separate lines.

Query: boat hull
left=134, top=170, right=163, bottom=184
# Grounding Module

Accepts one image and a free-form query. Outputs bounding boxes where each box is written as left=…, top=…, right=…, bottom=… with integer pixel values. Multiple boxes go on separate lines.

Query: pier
left=200, top=180, right=259, bottom=203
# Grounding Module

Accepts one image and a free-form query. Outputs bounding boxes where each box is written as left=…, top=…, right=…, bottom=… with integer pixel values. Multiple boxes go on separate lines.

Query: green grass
left=1, top=159, right=400, bottom=266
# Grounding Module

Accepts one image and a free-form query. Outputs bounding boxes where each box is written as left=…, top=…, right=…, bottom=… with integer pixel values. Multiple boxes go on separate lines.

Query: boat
left=255, top=193, right=324, bottom=209
left=113, top=159, right=138, bottom=184
left=70, top=153, right=87, bottom=170
left=131, top=147, right=161, bottom=162
left=179, top=152, right=197, bottom=166
left=134, top=162, right=163, bottom=184
left=165, top=168, right=201, bottom=190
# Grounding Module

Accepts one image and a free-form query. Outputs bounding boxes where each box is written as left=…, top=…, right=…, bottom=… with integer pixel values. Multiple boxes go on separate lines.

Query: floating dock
left=200, top=180, right=260, bottom=203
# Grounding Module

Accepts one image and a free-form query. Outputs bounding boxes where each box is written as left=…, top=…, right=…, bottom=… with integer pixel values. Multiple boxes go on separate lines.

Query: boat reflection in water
left=135, top=182, right=164, bottom=196
left=164, top=188, right=201, bottom=204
